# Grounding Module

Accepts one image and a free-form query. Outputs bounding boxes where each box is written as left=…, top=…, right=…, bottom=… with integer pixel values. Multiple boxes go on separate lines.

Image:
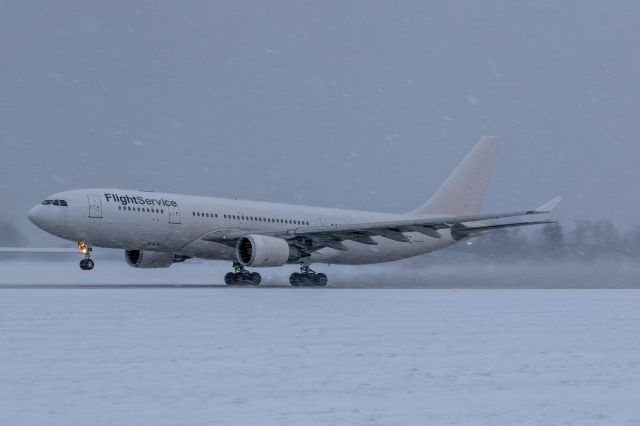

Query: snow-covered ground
left=1, top=258, right=639, bottom=288
left=1, top=288, right=639, bottom=425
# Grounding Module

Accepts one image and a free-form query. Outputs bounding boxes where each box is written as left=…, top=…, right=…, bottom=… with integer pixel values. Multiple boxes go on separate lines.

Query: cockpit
left=41, top=199, right=68, bottom=206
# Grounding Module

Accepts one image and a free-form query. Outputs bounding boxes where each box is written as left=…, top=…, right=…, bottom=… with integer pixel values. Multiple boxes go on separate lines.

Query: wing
left=200, top=197, right=562, bottom=253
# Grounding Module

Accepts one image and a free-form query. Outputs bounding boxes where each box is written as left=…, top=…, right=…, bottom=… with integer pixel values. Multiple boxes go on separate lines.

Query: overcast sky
left=2, top=1, right=639, bottom=242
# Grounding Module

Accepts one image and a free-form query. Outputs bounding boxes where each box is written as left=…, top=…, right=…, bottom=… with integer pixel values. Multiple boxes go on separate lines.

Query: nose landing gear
left=224, top=262, right=261, bottom=285
left=78, top=241, right=94, bottom=270
left=290, top=265, right=327, bottom=287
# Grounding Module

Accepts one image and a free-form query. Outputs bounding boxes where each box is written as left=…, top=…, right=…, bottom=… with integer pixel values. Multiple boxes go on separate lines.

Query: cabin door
left=168, top=205, right=181, bottom=224
left=87, top=195, right=103, bottom=218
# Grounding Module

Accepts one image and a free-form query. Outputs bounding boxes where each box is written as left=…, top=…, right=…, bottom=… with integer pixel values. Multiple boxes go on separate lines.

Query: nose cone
left=28, top=205, right=46, bottom=229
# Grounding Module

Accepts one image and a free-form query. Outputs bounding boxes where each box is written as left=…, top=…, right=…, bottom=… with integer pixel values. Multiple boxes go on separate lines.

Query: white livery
left=25, top=137, right=560, bottom=286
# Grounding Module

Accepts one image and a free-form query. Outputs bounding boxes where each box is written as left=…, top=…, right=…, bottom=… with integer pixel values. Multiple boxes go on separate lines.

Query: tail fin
left=410, top=136, right=503, bottom=216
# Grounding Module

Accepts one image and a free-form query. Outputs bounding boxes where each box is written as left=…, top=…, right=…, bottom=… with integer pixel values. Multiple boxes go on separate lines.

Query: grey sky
left=2, top=1, right=639, bottom=242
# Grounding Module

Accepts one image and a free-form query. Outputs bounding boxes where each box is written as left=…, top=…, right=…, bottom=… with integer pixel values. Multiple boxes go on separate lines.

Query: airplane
left=19, top=136, right=560, bottom=286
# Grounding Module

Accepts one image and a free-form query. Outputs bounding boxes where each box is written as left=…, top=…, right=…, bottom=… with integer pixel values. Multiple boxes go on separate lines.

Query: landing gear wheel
left=78, top=241, right=94, bottom=271
left=316, top=273, right=327, bottom=286
left=79, top=258, right=94, bottom=271
left=250, top=272, right=262, bottom=285
left=289, top=266, right=328, bottom=287
left=224, top=263, right=261, bottom=286
left=289, top=273, right=302, bottom=287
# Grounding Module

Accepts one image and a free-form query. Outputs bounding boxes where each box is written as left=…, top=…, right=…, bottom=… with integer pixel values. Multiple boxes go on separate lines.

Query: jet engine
left=125, top=250, right=189, bottom=268
left=235, top=235, right=293, bottom=267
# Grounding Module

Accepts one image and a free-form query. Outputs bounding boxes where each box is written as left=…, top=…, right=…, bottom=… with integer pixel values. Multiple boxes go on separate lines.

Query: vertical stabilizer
left=410, top=136, right=503, bottom=216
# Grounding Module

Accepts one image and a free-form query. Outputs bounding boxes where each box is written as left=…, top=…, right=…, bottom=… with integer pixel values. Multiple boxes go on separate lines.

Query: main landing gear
left=290, top=265, right=328, bottom=287
left=78, top=241, right=94, bottom=271
left=225, top=262, right=262, bottom=286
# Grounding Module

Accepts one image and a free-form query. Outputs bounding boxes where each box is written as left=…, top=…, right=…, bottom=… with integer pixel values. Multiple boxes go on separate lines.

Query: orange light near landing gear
left=78, top=241, right=92, bottom=256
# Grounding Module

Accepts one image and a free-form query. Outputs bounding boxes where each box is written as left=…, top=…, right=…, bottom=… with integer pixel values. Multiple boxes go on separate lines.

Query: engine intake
left=236, top=235, right=293, bottom=267
left=125, top=250, right=189, bottom=268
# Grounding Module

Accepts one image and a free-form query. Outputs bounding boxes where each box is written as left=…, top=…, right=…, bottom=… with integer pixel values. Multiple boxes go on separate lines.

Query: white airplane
left=20, top=136, right=560, bottom=286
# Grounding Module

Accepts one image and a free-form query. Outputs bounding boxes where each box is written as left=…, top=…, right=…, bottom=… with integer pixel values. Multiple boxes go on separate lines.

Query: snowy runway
left=1, top=288, right=639, bottom=425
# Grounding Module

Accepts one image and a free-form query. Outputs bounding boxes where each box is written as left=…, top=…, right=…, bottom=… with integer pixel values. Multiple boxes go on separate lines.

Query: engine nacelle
left=236, top=235, right=292, bottom=267
left=125, top=250, right=188, bottom=268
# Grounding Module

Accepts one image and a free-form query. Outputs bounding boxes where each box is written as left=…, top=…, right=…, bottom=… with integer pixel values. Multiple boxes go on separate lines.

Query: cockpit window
left=53, top=200, right=60, bottom=206
left=42, top=200, right=53, bottom=205
left=59, top=200, right=68, bottom=207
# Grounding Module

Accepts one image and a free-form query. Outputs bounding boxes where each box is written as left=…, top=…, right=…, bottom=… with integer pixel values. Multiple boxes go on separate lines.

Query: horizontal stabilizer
left=452, top=220, right=556, bottom=240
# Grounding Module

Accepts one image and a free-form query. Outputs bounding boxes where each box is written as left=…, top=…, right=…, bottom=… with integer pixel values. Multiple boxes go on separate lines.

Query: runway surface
left=1, top=259, right=639, bottom=288
left=1, top=288, right=639, bottom=425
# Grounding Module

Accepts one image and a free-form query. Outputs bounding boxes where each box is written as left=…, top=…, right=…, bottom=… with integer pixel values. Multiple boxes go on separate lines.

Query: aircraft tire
left=224, top=272, right=235, bottom=285
left=289, top=273, right=302, bottom=287
left=79, top=259, right=94, bottom=271
left=316, top=273, right=328, bottom=286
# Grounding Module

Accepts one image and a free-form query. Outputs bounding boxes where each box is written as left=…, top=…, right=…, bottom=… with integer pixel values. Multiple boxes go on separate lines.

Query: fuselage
left=28, top=189, right=455, bottom=265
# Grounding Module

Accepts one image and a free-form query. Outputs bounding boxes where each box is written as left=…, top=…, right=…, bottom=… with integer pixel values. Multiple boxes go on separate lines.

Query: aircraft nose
left=28, top=205, right=46, bottom=229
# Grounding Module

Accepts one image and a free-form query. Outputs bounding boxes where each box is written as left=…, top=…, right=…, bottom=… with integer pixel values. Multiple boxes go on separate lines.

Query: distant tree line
left=0, top=220, right=27, bottom=246
left=418, top=220, right=640, bottom=265
left=0, top=220, right=29, bottom=259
